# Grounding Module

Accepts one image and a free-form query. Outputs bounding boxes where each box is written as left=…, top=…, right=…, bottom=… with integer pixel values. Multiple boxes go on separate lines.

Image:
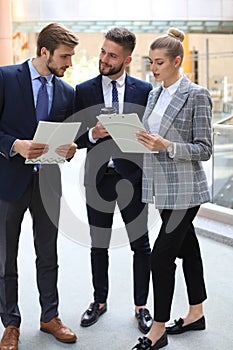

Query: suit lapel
left=92, top=75, right=104, bottom=105
left=123, top=74, right=137, bottom=113
left=16, top=61, right=35, bottom=118
left=49, top=77, right=58, bottom=119
left=143, top=76, right=191, bottom=137
left=159, top=76, right=191, bottom=137
left=143, top=86, right=162, bottom=131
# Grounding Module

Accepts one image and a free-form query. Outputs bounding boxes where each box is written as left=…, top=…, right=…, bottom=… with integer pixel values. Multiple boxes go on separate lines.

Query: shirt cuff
left=10, top=139, right=18, bottom=157
left=88, top=128, right=98, bottom=144
left=168, top=142, right=176, bottom=158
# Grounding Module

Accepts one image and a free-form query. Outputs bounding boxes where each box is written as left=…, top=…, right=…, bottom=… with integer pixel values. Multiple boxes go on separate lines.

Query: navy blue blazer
left=0, top=60, right=75, bottom=201
left=74, top=74, right=152, bottom=186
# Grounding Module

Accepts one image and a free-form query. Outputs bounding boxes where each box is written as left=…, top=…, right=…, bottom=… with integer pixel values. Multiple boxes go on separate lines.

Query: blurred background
left=0, top=0, right=232, bottom=219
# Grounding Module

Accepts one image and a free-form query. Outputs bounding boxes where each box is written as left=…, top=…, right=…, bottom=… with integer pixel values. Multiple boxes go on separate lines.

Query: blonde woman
left=131, top=27, right=212, bottom=350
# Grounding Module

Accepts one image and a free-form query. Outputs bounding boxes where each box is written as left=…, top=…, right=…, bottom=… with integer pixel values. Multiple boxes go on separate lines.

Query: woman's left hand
left=136, top=131, right=170, bottom=152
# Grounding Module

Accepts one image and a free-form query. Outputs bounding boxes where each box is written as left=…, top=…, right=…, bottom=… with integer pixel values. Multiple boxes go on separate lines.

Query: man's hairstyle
left=105, top=27, right=136, bottom=54
left=36, top=23, right=79, bottom=56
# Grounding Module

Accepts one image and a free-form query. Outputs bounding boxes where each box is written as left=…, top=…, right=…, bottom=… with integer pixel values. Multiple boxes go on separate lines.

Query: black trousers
left=151, top=206, right=207, bottom=322
left=0, top=173, right=60, bottom=327
left=86, top=169, right=151, bottom=306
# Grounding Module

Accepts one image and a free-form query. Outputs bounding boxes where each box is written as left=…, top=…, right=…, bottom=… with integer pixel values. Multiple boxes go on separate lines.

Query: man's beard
left=46, top=57, right=64, bottom=77
left=99, top=60, right=124, bottom=76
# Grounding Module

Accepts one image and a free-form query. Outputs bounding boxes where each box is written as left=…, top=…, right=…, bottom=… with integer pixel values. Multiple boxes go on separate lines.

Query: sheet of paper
left=97, top=113, right=155, bottom=153
left=25, top=121, right=81, bottom=164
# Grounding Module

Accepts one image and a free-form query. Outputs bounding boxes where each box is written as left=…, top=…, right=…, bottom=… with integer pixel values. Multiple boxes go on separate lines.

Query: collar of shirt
left=102, top=72, right=126, bottom=89
left=28, top=59, right=54, bottom=83
left=148, top=75, right=183, bottom=134
left=28, top=59, right=54, bottom=111
left=156, top=75, right=183, bottom=112
left=161, top=75, right=183, bottom=97
left=102, top=73, right=126, bottom=114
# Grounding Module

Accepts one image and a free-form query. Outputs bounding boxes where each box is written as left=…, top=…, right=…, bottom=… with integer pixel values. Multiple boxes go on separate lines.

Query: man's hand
left=13, top=140, right=48, bottom=159
left=92, top=121, right=109, bottom=140
left=55, top=142, right=77, bottom=159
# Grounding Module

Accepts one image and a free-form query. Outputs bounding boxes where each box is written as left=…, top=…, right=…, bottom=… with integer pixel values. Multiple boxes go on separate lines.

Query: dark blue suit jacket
left=74, top=74, right=152, bottom=186
left=0, top=60, right=75, bottom=201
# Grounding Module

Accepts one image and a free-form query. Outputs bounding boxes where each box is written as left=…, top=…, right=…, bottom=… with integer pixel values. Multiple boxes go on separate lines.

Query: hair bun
left=167, top=27, right=185, bottom=42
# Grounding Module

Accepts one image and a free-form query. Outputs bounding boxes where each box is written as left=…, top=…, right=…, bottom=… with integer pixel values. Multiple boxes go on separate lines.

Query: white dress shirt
left=148, top=76, right=182, bottom=134
left=88, top=72, right=126, bottom=143
left=102, top=73, right=125, bottom=114
left=28, top=59, right=54, bottom=113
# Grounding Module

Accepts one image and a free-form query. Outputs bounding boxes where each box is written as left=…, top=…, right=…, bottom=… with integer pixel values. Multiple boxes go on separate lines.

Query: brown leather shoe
left=0, top=326, right=20, bottom=350
left=40, top=317, right=77, bottom=343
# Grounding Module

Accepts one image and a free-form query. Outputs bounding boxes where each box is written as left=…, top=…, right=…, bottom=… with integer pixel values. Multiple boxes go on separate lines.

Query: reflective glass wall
left=213, top=116, right=233, bottom=209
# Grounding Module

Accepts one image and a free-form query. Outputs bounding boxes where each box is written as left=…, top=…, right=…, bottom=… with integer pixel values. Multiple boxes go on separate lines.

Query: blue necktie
left=111, top=80, right=119, bottom=114
left=36, top=76, right=49, bottom=122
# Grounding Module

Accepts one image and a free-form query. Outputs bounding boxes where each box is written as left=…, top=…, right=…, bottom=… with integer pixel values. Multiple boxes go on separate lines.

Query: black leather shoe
left=80, top=302, right=107, bottom=327
left=135, top=308, right=153, bottom=334
left=166, top=316, right=205, bottom=334
left=131, top=333, right=168, bottom=350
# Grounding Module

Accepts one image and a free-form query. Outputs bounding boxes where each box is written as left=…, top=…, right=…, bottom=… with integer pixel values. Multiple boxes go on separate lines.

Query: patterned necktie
left=111, top=80, right=119, bottom=114
left=36, top=76, right=49, bottom=121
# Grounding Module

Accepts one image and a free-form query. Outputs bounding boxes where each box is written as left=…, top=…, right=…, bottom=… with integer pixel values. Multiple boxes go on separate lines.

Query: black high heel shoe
left=131, top=332, right=168, bottom=350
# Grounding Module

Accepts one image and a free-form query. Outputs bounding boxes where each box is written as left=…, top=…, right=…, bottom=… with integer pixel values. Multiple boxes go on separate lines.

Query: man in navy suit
left=75, top=27, right=153, bottom=334
left=0, top=23, right=79, bottom=349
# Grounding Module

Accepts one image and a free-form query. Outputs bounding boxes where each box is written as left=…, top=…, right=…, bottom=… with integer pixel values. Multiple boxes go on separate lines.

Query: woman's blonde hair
left=150, top=27, right=185, bottom=65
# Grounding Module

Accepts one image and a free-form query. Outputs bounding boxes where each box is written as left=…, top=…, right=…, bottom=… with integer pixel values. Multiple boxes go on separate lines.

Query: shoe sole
left=40, top=328, right=77, bottom=343
left=166, top=326, right=205, bottom=335
left=152, top=340, right=168, bottom=350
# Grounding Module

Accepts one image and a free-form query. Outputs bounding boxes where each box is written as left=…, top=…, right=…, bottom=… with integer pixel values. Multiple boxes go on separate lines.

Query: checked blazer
left=141, top=74, right=213, bottom=209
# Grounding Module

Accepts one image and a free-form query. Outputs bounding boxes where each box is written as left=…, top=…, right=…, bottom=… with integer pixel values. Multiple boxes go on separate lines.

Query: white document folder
left=97, top=113, right=155, bottom=153
left=25, top=121, right=81, bottom=164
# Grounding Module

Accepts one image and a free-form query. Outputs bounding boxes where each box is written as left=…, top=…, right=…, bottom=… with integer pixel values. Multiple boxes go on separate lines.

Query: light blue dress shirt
left=28, top=59, right=54, bottom=114
left=10, top=59, right=54, bottom=156
left=88, top=73, right=126, bottom=143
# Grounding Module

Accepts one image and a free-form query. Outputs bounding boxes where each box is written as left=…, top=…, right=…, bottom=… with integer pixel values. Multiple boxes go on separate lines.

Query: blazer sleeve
left=175, top=87, right=212, bottom=161
left=74, top=82, right=102, bottom=149
left=0, top=69, right=18, bottom=159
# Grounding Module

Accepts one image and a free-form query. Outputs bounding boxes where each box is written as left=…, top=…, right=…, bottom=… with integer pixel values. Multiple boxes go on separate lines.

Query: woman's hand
left=136, top=131, right=170, bottom=152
